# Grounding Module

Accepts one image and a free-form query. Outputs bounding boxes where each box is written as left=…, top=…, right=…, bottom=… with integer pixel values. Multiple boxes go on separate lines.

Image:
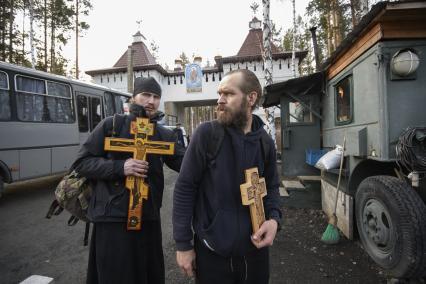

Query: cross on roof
left=250, top=2, right=259, bottom=17
left=136, top=19, right=142, bottom=31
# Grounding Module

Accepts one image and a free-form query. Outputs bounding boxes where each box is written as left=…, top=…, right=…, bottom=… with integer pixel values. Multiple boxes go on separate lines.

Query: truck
left=262, top=1, right=426, bottom=278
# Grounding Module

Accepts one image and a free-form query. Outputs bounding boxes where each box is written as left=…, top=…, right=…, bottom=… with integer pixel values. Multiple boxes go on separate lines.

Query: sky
left=64, top=0, right=311, bottom=77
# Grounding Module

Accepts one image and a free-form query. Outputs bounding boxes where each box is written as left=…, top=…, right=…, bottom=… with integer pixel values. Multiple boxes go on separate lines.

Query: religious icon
left=104, top=117, right=174, bottom=230
left=185, top=63, right=202, bottom=93
left=240, top=167, right=267, bottom=234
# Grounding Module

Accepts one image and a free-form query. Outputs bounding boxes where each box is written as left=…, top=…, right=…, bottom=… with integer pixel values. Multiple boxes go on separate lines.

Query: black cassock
left=86, top=221, right=164, bottom=284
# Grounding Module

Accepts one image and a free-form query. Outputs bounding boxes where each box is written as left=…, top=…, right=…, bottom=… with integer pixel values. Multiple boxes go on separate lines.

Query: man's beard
left=216, top=96, right=249, bottom=129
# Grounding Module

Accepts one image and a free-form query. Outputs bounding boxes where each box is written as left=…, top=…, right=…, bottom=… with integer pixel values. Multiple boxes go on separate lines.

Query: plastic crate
left=305, top=149, right=328, bottom=166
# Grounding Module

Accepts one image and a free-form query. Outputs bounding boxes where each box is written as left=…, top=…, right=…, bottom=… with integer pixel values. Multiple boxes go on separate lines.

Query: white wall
left=89, top=57, right=300, bottom=116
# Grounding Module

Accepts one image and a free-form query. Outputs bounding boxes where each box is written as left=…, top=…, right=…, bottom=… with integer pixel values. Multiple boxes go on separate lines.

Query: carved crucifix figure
left=240, top=167, right=267, bottom=234
left=104, top=117, right=174, bottom=230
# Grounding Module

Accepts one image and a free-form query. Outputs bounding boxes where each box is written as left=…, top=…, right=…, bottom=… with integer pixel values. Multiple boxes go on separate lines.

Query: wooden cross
left=104, top=117, right=174, bottom=230
left=240, top=167, right=267, bottom=234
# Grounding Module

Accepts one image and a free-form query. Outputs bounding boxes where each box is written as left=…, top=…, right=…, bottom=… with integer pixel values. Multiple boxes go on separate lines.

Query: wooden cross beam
left=104, top=117, right=174, bottom=230
left=240, top=167, right=267, bottom=234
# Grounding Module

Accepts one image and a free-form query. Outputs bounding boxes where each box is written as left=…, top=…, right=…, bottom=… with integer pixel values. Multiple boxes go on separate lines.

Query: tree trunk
left=9, top=0, right=14, bottom=63
left=75, top=0, right=79, bottom=78
left=22, top=4, right=25, bottom=64
left=262, top=0, right=277, bottom=149
left=291, top=0, right=296, bottom=78
left=29, top=0, right=35, bottom=68
left=50, top=0, right=55, bottom=73
left=350, top=0, right=359, bottom=28
left=0, top=1, right=6, bottom=60
left=334, top=3, right=342, bottom=47
left=44, top=0, right=48, bottom=71
left=327, top=9, right=333, bottom=56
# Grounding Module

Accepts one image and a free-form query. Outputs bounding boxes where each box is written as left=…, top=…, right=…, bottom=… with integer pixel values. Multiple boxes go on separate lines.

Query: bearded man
left=172, top=69, right=282, bottom=284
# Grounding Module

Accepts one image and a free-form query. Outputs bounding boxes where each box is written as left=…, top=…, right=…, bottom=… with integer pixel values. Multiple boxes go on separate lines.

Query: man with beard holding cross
left=73, top=77, right=185, bottom=284
left=173, top=69, right=282, bottom=284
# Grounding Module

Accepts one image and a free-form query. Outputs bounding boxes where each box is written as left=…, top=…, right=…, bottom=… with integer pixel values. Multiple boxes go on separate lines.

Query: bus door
left=76, top=92, right=103, bottom=145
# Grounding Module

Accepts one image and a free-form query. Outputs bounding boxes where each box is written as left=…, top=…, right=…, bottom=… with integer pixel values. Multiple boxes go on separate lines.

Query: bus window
left=114, top=95, right=126, bottom=114
left=16, top=75, right=47, bottom=121
left=15, top=75, right=73, bottom=123
left=77, top=95, right=89, bottom=132
left=46, top=81, right=73, bottom=123
left=104, top=92, right=115, bottom=117
left=90, top=97, right=102, bottom=130
left=0, top=71, right=11, bottom=120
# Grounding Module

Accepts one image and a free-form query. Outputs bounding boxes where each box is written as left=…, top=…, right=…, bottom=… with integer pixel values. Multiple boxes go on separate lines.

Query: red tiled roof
left=237, top=28, right=280, bottom=57
left=113, top=41, right=156, bottom=67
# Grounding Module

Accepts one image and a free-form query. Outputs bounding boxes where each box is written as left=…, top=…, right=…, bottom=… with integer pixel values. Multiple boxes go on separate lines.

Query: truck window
left=335, top=76, right=352, bottom=124
left=0, top=71, right=11, bottom=120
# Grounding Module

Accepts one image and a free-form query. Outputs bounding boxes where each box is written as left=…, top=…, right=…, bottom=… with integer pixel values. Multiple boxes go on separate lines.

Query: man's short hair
left=225, top=69, right=262, bottom=109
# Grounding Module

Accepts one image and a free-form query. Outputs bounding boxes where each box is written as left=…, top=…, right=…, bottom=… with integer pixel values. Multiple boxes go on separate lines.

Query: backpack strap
left=206, top=120, right=225, bottom=163
left=260, top=130, right=271, bottom=168
left=83, top=222, right=90, bottom=246
left=45, top=199, right=64, bottom=219
left=206, top=120, right=271, bottom=167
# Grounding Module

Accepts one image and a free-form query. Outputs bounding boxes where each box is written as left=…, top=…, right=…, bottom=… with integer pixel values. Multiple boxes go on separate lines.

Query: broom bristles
left=321, top=223, right=340, bottom=244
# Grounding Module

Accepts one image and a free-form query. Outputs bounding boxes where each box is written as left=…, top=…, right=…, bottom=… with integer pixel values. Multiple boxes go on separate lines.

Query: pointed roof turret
left=113, top=30, right=156, bottom=67
left=237, top=18, right=280, bottom=57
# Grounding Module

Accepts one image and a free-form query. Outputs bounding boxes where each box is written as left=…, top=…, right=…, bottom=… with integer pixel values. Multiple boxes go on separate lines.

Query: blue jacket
left=173, top=115, right=282, bottom=257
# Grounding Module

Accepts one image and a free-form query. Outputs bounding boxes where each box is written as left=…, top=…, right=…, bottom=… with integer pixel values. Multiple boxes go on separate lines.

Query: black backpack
left=206, top=120, right=271, bottom=167
left=45, top=114, right=126, bottom=245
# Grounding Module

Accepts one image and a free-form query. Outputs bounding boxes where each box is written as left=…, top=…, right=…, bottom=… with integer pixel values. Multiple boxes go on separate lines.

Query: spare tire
left=355, top=175, right=426, bottom=278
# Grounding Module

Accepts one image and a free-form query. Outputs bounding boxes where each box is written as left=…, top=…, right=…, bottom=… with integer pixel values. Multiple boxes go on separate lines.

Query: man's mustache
left=216, top=105, right=228, bottom=112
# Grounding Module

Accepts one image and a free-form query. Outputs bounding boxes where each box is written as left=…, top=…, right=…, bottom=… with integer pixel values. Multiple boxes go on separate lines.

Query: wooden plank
left=282, top=180, right=305, bottom=189
left=328, top=23, right=382, bottom=80
left=321, top=180, right=354, bottom=240
left=297, top=175, right=321, bottom=181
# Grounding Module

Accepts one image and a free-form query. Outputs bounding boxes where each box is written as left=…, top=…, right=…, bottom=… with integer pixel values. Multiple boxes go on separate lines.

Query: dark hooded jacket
left=173, top=115, right=281, bottom=257
left=74, top=106, right=185, bottom=222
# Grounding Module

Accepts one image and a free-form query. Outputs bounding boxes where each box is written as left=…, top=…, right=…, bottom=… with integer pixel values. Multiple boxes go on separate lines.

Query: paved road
left=0, top=168, right=386, bottom=284
left=0, top=169, right=191, bottom=284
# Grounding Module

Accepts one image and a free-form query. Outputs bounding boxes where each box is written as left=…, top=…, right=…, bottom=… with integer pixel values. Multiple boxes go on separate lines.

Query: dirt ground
left=269, top=206, right=387, bottom=283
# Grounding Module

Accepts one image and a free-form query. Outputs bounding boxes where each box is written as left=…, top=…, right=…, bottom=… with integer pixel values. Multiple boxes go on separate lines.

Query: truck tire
left=355, top=175, right=426, bottom=278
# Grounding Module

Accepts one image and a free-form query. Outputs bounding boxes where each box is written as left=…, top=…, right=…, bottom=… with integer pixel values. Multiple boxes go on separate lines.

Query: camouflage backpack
left=46, top=114, right=125, bottom=245
left=53, top=170, right=92, bottom=223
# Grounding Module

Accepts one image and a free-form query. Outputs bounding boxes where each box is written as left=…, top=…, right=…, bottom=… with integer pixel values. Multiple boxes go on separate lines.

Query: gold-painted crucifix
left=240, top=167, right=267, bottom=234
left=104, top=117, right=174, bottom=230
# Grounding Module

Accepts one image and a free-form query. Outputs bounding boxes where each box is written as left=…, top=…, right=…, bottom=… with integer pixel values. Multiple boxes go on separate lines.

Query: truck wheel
left=355, top=176, right=426, bottom=278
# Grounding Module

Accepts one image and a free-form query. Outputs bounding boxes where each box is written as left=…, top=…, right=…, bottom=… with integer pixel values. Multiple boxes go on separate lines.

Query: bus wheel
left=355, top=176, right=426, bottom=278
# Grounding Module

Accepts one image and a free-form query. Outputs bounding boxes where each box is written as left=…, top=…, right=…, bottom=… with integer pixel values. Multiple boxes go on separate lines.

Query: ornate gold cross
left=240, top=167, right=267, bottom=234
left=104, top=117, right=174, bottom=230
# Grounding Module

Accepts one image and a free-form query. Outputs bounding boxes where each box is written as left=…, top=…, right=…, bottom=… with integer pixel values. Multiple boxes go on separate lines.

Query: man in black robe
left=74, top=77, right=185, bottom=284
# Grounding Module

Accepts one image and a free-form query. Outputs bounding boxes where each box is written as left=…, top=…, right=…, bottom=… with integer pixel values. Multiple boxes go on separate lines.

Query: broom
left=321, top=135, right=346, bottom=245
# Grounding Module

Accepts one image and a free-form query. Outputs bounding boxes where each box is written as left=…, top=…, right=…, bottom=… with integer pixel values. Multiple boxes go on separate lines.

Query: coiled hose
left=396, top=127, right=426, bottom=173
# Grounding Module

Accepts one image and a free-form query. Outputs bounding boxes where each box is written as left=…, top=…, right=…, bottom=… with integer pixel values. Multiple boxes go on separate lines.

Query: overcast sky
left=64, top=0, right=310, bottom=75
